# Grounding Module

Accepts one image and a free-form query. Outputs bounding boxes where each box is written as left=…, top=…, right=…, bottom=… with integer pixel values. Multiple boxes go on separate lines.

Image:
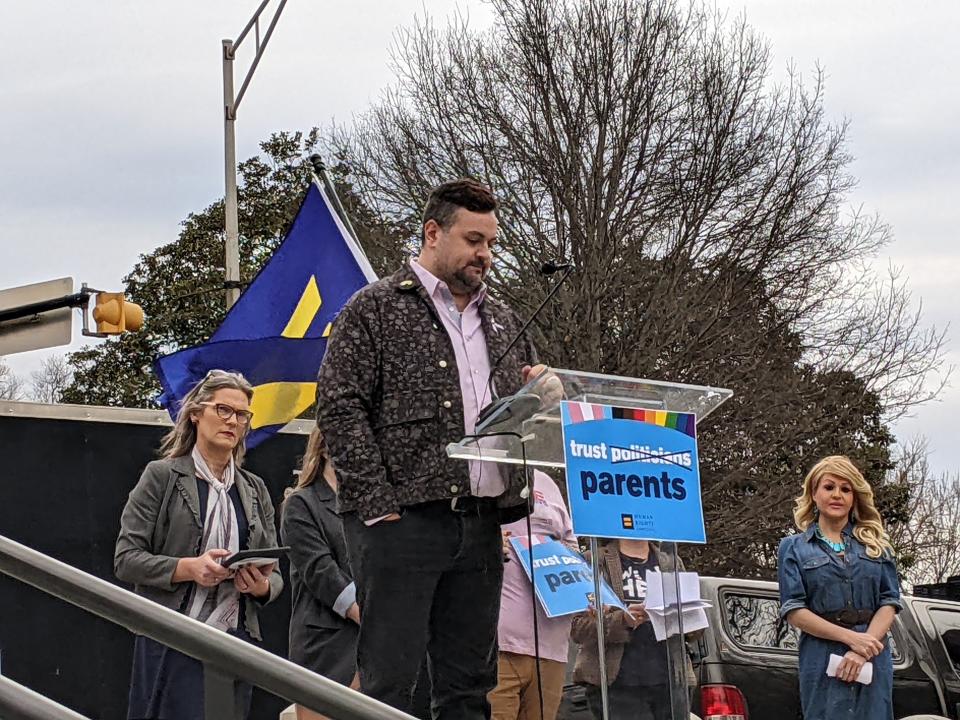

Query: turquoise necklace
left=815, top=524, right=845, bottom=553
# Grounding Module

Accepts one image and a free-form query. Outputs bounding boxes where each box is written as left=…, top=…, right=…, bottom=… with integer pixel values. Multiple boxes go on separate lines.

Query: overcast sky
left=1, top=1, right=957, bottom=474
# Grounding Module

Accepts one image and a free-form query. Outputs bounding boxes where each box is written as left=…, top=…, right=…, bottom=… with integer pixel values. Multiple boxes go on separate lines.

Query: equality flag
left=154, top=178, right=377, bottom=448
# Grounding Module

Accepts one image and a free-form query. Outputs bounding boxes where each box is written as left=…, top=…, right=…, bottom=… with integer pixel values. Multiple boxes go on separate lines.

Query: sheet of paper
left=647, top=606, right=710, bottom=641
left=644, top=571, right=712, bottom=610
left=826, top=653, right=873, bottom=685
left=644, top=570, right=712, bottom=640
left=657, top=571, right=702, bottom=608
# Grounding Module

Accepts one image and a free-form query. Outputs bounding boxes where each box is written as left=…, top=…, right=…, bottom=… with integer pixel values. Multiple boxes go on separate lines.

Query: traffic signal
left=92, top=292, right=144, bottom=335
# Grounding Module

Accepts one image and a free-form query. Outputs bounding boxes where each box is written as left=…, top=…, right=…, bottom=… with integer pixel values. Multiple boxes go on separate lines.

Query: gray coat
left=280, top=481, right=358, bottom=685
left=114, top=454, right=283, bottom=641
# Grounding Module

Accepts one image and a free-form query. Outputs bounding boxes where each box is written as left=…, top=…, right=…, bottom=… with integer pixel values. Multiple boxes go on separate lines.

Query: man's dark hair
left=421, top=178, right=498, bottom=239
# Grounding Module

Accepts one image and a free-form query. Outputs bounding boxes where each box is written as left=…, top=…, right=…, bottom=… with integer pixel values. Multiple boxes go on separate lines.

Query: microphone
left=475, top=260, right=574, bottom=428
left=540, top=260, right=572, bottom=275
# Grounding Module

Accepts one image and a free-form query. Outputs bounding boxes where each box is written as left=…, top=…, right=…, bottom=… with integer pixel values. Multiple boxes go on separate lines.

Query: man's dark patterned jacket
left=315, top=262, right=538, bottom=523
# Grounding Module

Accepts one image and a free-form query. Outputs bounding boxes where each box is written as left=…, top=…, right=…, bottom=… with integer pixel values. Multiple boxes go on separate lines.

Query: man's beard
left=450, top=263, right=486, bottom=293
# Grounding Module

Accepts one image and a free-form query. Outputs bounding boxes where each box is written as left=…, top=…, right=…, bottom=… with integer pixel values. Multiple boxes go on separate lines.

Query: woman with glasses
left=115, top=370, right=283, bottom=720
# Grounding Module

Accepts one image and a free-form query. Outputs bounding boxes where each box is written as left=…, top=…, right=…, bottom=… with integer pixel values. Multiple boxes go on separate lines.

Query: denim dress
left=777, top=524, right=902, bottom=720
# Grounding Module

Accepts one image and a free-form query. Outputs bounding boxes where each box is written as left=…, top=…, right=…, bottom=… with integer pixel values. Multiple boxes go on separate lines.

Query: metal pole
left=203, top=664, right=237, bottom=720
left=220, top=2, right=289, bottom=310
left=0, top=292, right=91, bottom=324
left=664, top=542, right=690, bottom=720
left=222, top=38, right=240, bottom=310
left=309, top=155, right=361, bottom=244
left=233, top=0, right=290, bottom=112
left=589, top=537, right=610, bottom=720
left=0, top=533, right=415, bottom=720
left=0, top=675, right=90, bottom=720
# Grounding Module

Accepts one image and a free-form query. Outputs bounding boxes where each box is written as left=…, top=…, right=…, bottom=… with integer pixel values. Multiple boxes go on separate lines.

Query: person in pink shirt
left=490, top=470, right=577, bottom=720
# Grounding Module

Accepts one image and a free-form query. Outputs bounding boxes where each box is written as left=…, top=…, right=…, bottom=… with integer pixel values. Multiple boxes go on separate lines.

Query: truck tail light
left=701, top=684, right=748, bottom=720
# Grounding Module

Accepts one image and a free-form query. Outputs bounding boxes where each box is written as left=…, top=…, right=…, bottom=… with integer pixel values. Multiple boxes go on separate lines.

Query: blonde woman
left=281, top=427, right=360, bottom=720
left=115, top=370, right=283, bottom=720
left=777, top=455, right=901, bottom=720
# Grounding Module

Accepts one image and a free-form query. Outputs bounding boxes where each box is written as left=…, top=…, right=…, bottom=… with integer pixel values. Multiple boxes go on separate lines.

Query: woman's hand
left=502, top=530, right=513, bottom=563
left=589, top=602, right=638, bottom=628
left=836, top=650, right=867, bottom=683
left=346, top=602, right=361, bottom=625
left=845, top=630, right=884, bottom=659
left=174, top=549, right=231, bottom=587
left=234, top=563, right=274, bottom=598
left=627, top=603, right=649, bottom=626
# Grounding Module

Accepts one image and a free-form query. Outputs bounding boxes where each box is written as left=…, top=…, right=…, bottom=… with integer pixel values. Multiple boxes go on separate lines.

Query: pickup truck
left=690, top=576, right=959, bottom=719
left=559, top=576, right=959, bottom=720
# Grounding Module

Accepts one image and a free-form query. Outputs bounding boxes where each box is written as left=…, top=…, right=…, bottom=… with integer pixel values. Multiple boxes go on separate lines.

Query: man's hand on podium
left=522, top=364, right=564, bottom=407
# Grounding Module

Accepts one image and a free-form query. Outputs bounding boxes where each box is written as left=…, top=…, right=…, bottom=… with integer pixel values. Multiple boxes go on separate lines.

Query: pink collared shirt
left=410, top=259, right=505, bottom=497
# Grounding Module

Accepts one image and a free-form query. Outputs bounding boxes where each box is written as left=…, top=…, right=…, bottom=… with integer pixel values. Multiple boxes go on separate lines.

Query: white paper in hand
left=826, top=653, right=873, bottom=685
left=644, top=570, right=711, bottom=641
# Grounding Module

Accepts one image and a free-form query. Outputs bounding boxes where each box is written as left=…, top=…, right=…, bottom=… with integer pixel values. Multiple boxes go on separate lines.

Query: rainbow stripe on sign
left=510, top=534, right=551, bottom=550
left=611, top=407, right=697, bottom=438
left=565, top=402, right=614, bottom=424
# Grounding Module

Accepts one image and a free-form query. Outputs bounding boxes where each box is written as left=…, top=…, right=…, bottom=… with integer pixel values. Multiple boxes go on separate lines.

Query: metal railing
left=0, top=675, right=88, bottom=720
left=0, top=533, right=416, bottom=720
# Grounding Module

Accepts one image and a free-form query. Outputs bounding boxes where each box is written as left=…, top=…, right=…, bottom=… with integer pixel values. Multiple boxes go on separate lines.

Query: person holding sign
left=777, top=456, right=901, bottom=720
left=570, top=539, right=696, bottom=720
left=490, top=470, right=577, bottom=720
left=114, top=370, right=283, bottom=720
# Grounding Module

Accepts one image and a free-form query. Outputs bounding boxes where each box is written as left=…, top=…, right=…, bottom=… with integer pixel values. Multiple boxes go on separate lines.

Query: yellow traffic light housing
left=92, top=292, right=144, bottom=335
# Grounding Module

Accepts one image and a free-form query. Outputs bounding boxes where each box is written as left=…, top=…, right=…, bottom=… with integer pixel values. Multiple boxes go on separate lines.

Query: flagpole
left=222, top=0, right=289, bottom=310
left=308, top=155, right=362, bottom=245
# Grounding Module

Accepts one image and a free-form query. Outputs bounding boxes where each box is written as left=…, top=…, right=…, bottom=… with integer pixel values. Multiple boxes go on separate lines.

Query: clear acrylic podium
left=447, top=368, right=732, bottom=720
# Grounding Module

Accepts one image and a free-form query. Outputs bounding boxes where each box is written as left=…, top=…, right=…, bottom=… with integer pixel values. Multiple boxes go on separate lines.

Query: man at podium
left=316, top=178, right=541, bottom=719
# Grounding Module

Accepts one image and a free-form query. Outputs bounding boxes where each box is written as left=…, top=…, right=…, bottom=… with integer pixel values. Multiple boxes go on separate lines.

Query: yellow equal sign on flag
left=282, top=276, right=322, bottom=338
left=250, top=381, right=318, bottom=429
left=250, top=275, right=327, bottom=428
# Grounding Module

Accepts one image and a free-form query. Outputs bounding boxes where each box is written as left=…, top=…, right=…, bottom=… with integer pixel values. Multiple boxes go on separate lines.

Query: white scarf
left=186, top=446, right=242, bottom=631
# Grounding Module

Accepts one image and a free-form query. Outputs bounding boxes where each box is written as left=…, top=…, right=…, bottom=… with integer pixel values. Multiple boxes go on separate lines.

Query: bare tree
left=887, top=439, right=960, bottom=587
left=0, top=358, right=25, bottom=400
left=330, top=0, right=946, bottom=414
left=324, top=0, right=945, bottom=574
left=30, top=355, right=73, bottom=404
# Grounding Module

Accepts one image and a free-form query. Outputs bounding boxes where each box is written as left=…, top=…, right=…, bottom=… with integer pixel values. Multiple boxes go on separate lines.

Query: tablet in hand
left=222, top=547, right=288, bottom=570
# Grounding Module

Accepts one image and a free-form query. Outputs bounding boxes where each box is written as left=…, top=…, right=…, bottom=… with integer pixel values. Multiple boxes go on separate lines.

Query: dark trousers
left=343, top=499, right=503, bottom=720
left=585, top=683, right=671, bottom=720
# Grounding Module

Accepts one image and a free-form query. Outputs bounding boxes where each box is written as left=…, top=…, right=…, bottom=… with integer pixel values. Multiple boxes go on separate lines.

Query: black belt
left=818, top=608, right=875, bottom=628
left=449, top=496, right=498, bottom=514
left=409, top=496, right=498, bottom=515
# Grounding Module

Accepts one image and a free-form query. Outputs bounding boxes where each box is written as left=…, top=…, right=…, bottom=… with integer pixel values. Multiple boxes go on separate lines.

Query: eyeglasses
left=200, top=402, right=253, bottom=426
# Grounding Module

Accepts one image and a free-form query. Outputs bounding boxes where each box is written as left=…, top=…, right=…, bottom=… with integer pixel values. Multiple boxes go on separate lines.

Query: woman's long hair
left=158, top=370, right=254, bottom=465
left=793, top=455, right=893, bottom=558
left=284, top=426, right=329, bottom=499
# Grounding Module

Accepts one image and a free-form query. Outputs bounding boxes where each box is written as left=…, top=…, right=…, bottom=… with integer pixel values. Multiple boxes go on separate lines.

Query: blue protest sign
left=509, top=535, right=626, bottom=618
left=561, top=401, right=706, bottom=543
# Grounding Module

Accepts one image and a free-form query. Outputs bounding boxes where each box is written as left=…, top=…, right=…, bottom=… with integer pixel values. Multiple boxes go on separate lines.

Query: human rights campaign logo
left=561, top=401, right=705, bottom=543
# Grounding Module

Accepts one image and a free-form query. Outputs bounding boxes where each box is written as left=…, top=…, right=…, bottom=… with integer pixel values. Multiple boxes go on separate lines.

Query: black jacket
left=280, top=481, right=358, bottom=685
left=315, top=262, right=537, bottom=521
